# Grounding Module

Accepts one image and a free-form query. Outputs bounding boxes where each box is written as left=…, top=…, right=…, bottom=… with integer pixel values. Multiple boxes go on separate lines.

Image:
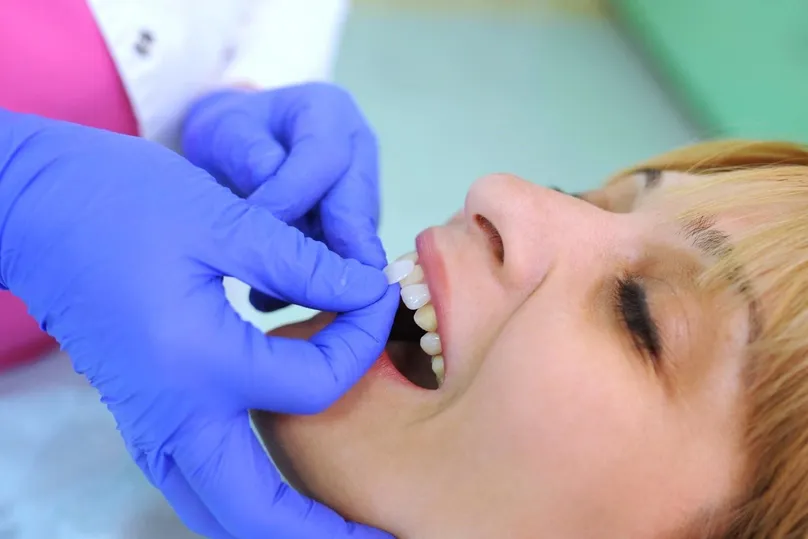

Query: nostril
left=474, top=214, right=504, bottom=264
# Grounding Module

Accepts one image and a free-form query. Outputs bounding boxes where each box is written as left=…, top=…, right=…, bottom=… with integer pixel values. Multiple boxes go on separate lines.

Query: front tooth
left=420, top=332, right=442, bottom=356
left=383, top=259, right=414, bottom=284
left=400, top=264, right=425, bottom=286
left=401, top=284, right=431, bottom=310
left=414, top=304, right=438, bottom=332
left=431, top=355, right=445, bottom=386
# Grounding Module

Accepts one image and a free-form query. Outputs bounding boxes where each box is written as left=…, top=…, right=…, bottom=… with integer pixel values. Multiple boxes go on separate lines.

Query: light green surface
left=227, top=8, right=699, bottom=330
left=611, top=0, right=808, bottom=142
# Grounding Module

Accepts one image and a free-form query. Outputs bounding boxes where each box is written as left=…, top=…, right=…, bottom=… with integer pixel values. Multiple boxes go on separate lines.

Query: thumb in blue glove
left=0, top=108, right=399, bottom=539
left=182, top=83, right=385, bottom=314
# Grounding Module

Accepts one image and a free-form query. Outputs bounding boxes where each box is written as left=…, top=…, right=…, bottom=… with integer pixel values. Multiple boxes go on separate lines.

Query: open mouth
left=384, top=252, right=444, bottom=390
left=387, top=298, right=439, bottom=389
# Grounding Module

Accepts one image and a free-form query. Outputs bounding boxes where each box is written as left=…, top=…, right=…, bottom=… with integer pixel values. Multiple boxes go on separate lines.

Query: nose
left=463, top=173, right=617, bottom=288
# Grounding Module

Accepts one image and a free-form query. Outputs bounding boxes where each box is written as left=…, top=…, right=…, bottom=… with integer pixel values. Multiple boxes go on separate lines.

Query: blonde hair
left=608, top=140, right=808, bottom=538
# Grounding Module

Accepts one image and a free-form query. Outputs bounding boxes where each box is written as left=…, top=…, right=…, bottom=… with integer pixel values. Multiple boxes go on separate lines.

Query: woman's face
left=254, top=171, right=754, bottom=539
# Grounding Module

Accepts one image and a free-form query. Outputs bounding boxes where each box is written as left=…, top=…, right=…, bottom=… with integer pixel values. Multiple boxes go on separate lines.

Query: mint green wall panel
left=611, top=0, right=808, bottom=142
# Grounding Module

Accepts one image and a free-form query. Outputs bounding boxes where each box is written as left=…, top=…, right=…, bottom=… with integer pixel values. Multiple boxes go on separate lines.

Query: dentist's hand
left=0, top=109, right=398, bottom=539
left=182, top=82, right=383, bottom=313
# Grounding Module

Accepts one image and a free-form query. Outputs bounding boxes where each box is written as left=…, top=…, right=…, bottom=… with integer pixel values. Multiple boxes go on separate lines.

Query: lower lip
left=370, top=349, right=420, bottom=388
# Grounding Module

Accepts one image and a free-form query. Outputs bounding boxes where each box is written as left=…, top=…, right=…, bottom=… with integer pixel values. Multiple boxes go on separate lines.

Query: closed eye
left=615, top=276, right=662, bottom=362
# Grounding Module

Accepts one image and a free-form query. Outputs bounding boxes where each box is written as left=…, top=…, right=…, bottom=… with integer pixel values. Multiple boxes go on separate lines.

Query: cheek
left=453, top=307, right=685, bottom=533
left=476, top=315, right=646, bottom=468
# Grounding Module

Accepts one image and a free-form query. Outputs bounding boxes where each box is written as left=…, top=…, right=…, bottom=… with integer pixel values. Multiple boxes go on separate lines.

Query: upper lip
left=415, top=228, right=450, bottom=381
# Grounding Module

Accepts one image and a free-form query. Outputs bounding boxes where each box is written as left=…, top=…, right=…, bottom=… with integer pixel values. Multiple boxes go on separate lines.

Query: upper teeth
left=413, top=304, right=437, bottom=332
left=382, top=259, right=414, bottom=284
left=401, top=284, right=430, bottom=310
left=384, top=252, right=445, bottom=387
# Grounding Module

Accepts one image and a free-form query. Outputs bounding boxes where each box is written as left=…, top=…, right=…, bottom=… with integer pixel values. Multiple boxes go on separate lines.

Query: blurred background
left=232, top=0, right=703, bottom=331
left=234, top=0, right=808, bottom=331
left=2, top=0, right=806, bottom=536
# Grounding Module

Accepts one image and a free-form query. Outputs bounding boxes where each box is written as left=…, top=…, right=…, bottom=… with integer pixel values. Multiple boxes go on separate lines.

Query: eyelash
left=614, top=276, right=662, bottom=363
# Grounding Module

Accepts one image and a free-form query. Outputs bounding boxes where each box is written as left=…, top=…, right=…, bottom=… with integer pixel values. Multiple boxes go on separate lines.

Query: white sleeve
left=220, top=0, right=351, bottom=89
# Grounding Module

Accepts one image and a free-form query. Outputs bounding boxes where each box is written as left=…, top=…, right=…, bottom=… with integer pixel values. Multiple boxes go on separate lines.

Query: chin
left=251, top=310, right=438, bottom=537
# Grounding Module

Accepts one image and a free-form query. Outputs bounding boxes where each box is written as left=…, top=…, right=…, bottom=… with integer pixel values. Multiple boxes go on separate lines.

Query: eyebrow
left=679, top=215, right=762, bottom=341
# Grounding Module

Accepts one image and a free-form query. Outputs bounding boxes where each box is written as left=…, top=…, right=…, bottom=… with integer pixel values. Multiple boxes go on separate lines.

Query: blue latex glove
left=0, top=109, right=398, bottom=539
left=182, top=82, right=384, bottom=313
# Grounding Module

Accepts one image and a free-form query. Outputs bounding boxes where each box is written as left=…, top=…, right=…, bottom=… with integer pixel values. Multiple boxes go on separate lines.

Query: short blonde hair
left=608, top=140, right=808, bottom=539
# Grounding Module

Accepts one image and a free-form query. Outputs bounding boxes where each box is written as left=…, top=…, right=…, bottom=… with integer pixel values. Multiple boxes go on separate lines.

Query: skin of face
left=253, top=171, right=752, bottom=539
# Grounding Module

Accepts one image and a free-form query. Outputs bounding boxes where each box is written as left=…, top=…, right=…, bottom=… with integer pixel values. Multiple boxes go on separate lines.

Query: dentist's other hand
left=0, top=109, right=398, bottom=539
left=182, top=82, right=384, bottom=313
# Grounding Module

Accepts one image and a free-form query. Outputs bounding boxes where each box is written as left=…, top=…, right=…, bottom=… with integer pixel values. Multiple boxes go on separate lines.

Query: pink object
left=0, top=0, right=140, bottom=369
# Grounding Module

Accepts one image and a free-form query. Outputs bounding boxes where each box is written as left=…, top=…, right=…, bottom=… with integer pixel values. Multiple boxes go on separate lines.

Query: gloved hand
left=182, top=82, right=383, bottom=313
left=0, top=109, right=398, bottom=539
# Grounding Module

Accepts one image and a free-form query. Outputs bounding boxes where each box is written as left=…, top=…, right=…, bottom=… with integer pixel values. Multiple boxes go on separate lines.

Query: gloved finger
left=213, top=284, right=399, bottom=413
left=155, top=458, right=237, bottom=539
left=196, top=111, right=287, bottom=198
left=247, top=211, right=324, bottom=313
left=320, top=129, right=386, bottom=269
left=204, top=201, right=389, bottom=313
left=248, top=121, right=353, bottom=224
left=173, top=416, right=394, bottom=539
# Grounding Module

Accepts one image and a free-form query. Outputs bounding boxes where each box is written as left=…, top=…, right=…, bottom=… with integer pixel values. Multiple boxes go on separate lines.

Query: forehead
left=605, top=170, right=765, bottom=241
left=628, top=170, right=774, bottom=238
left=627, top=170, right=704, bottom=212
left=579, top=170, right=702, bottom=215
